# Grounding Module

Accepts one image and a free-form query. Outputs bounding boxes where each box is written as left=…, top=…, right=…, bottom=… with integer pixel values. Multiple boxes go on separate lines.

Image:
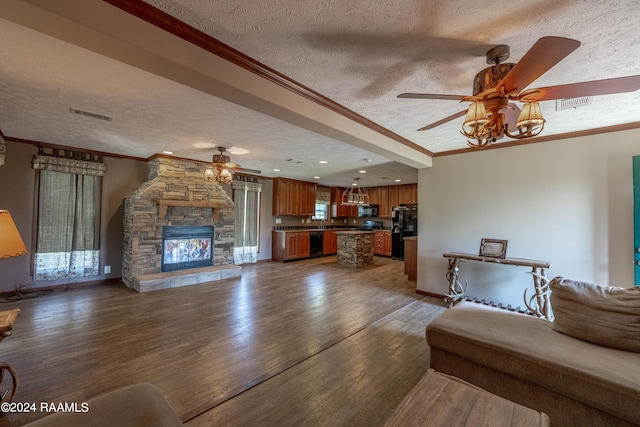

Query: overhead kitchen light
left=341, top=178, right=369, bottom=206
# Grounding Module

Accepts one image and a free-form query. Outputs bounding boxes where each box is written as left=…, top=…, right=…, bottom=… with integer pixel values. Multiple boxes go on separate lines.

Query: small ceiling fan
left=206, top=146, right=261, bottom=184
left=398, top=36, right=640, bottom=148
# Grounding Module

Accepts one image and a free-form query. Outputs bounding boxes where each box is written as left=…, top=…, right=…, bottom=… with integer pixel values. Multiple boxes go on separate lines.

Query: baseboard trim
left=416, top=289, right=447, bottom=299
left=0, top=277, right=124, bottom=297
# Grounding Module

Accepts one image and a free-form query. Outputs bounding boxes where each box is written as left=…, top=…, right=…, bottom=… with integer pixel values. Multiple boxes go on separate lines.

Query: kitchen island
left=335, top=230, right=375, bottom=267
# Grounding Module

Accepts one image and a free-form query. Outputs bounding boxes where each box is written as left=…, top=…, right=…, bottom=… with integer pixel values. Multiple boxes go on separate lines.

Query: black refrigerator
left=391, top=204, right=417, bottom=260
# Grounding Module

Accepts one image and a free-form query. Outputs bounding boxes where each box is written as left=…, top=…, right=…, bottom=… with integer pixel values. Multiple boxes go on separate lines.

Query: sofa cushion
left=426, top=302, right=640, bottom=425
left=549, top=277, right=640, bottom=352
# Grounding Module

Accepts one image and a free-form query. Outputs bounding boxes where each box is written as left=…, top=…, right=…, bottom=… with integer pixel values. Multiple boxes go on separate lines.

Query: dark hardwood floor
left=0, top=256, right=446, bottom=426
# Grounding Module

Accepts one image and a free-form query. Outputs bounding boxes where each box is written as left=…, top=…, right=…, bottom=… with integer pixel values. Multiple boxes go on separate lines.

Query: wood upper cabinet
left=330, top=187, right=358, bottom=218
left=273, top=178, right=317, bottom=216
left=373, top=184, right=417, bottom=218
left=367, top=187, right=379, bottom=205
left=399, top=183, right=418, bottom=204
left=388, top=185, right=399, bottom=211
left=378, top=186, right=390, bottom=218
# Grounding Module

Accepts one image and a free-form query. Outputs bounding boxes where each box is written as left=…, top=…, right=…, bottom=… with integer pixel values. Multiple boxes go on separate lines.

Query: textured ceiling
left=1, top=0, right=640, bottom=187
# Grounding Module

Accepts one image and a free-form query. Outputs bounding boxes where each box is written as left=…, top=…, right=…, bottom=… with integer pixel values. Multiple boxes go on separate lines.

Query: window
left=232, top=177, right=262, bottom=264
left=313, top=203, right=328, bottom=220
left=313, top=190, right=331, bottom=220
left=32, top=149, right=105, bottom=280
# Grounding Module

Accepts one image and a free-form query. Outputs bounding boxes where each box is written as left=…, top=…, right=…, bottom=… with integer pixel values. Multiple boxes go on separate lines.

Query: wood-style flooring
left=0, top=256, right=446, bottom=426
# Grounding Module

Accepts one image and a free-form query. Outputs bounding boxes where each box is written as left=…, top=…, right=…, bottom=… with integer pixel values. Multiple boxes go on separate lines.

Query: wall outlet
left=331, top=219, right=334, bottom=224
left=104, top=265, right=111, bottom=274
left=275, top=218, right=281, bottom=224
left=301, top=218, right=305, bottom=223
left=306, top=218, right=310, bottom=223
left=353, top=219, right=356, bottom=224
left=344, top=219, right=347, bottom=224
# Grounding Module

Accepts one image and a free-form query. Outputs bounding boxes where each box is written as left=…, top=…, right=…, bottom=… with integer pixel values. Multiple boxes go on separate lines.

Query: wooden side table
left=385, top=369, right=550, bottom=426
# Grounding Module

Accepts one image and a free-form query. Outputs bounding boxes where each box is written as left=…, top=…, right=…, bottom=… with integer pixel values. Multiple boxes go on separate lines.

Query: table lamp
left=0, top=211, right=24, bottom=402
left=0, top=210, right=27, bottom=259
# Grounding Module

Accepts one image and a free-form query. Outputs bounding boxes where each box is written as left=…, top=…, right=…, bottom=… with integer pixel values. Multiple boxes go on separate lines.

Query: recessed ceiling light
left=359, top=170, right=366, bottom=173
left=395, top=179, right=402, bottom=182
left=314, top=176, right=320, bottom=179
left=319, top=160, right=328, bottom=164
left=162, top=151, right=173, bottom=155
left=273, top=169, right=281, bottom=172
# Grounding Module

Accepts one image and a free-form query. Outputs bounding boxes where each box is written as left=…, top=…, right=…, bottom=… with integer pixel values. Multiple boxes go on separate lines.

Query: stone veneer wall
left=122, top=157, right=235, bottom=288
left=337, top=232, right=374, bottom=267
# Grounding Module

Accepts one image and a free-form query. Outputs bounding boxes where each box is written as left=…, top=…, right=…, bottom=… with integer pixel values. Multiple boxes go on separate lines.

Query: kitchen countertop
left=334, top=230, right=375, bottom=234
left=272, top=228, right=388, bottom=232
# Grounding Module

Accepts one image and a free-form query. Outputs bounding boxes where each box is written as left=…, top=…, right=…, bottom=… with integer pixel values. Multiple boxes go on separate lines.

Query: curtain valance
left=32, top=155, right=106, bottom=176
left=316, top=190, right=331, bottom=205
left=231, top=180, right=262, bottom=193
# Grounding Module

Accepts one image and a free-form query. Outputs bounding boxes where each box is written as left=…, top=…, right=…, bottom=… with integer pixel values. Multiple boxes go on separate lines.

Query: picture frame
left=479, top=238, right=508, bottom=259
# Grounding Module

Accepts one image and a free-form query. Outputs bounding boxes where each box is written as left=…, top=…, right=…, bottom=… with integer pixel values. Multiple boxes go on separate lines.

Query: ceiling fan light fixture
left=462, top=101, right=489, bottom=128
left=205, top=165, right=233, bottom=185
left=506, top=101, right=546, bottom=139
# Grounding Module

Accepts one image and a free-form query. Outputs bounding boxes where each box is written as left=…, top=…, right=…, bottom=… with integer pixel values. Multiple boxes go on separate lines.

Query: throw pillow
left=549, top=276, right=640, bottom=352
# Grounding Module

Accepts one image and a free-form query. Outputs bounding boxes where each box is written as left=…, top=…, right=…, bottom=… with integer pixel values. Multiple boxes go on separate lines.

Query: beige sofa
left=426, top=300, right=640, bottom=427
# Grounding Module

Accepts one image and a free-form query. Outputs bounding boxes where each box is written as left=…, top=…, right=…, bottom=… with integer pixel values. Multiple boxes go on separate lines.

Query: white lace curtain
left=232, top=178, right=261, bottom=265
left=32, top=151, right=104, bottom=280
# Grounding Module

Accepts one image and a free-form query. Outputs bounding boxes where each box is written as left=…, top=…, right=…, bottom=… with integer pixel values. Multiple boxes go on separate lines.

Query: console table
left=443, top=252, right=552, bottom=320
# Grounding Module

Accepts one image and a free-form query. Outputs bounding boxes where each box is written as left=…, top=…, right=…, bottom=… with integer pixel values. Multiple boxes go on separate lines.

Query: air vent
left=70, top=107, right=113, bottom=122
left=286, top=159, right=303, bottom=164
left=556, top=96, right=592, bottom=111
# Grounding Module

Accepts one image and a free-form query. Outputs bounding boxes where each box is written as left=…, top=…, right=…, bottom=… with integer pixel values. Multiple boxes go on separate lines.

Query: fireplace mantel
left=157, top=199, right=233, bottom=219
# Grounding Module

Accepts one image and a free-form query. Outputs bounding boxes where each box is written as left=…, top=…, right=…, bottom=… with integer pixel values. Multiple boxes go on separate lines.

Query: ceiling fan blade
left=497, top=36, right=581, bottom=95
left=398, top=93, right=467, bottom=101
left=504, top=103, right=521, bottom=132
left=417, top=110, right=467, bottom=131
left=233, top=167, right=262, bottom=174
left=519, top=75, right=640, bottom=101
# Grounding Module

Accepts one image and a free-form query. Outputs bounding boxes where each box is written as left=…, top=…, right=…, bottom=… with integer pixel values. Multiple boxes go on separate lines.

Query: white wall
left=417, top=128, right=640, bottom=308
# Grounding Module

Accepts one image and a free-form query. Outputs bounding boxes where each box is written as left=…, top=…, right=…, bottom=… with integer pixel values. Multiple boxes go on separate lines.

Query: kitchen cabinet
left=366, top=187, right=379, bottom=205
left=323, top=230, right=338, bottom=255
left=330, top=187, right=358, bottom=218
left=378, top=186, right=390, bottom=218
left=399, top=183, right=418, bottom=204
left=404, top=236, right=417, bottom=281
left=374, top=230, right=392, bottom=256
left=272, top=178, right=317, bottom=216
left=272, top=231, right=311, bottom=261
left=388, top=185, right=399, bottom=211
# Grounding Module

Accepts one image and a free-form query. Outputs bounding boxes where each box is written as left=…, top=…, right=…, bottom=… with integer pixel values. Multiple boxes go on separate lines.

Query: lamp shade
left=463, top=102, right=489, bottom=127
left=516, top=101, right=545, bottom=128
left=0, top=210, right=27, bottom=258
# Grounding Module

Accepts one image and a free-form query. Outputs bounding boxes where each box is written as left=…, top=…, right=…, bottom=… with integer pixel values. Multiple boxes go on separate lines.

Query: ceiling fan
left=398, top=36, right=640, bottom=148
left=205, top=146, right=261, bottom=184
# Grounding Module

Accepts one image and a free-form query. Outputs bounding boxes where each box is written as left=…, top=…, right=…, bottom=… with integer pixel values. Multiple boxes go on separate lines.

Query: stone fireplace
left=122, top=156, right=240, bottom=292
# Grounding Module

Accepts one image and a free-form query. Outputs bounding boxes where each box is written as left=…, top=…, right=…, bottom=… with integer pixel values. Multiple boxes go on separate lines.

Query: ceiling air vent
left=70, top=107, right=113, bottom=122
left=286, top=159, right=303, bottom=164
left=556, top=96, right=592, bottom=111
